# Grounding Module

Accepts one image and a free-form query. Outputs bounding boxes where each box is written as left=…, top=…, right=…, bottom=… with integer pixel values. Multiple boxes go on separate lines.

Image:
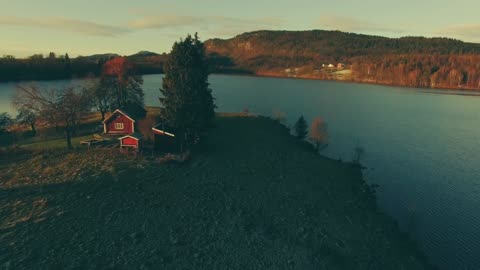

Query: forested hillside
left=205, top=30, right=480, bottom=90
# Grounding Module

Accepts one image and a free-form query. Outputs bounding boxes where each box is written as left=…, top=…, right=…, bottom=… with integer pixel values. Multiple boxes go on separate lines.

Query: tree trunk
left=179, top=130, right=187, bottom=153
left=101, top=110, right=106, bottom=121
left=72, top=120, right=77, bottom=136
left=65, top=127, right=73, bottom=149
left=180, top=136, right=184, bottom=153
left=11, top=132, right=17, bottom=147
left=31, top=123, right=36, bottom=136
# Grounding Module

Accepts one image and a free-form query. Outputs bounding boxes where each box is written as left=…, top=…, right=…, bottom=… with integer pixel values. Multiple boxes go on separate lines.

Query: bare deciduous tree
left=58, top=87, right=90, bottom=148
left=85, top=76, right=113, bottom=121
left=309, top=117, right=328, bottom=151
left=13, top=85, right=90, bottom=149
left=16, top=108, right=37, bottom=136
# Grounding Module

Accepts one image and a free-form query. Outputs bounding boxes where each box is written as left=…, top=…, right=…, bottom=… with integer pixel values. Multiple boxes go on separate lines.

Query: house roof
left=119, top=103, right=147, bottom=120
left=102, top=104, right=147, bottom=124
left=152, top=123, right=176, bottom=137
left=102, top=109, right=136, bottom=124
left=118, top=132, right=143, bottom=141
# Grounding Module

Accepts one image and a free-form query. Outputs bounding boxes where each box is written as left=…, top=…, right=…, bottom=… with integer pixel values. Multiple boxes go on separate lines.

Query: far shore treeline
left=206, top=30, right=480, bottom=90
left=0, top=52, right=168, bottom=82
left=1, top=30, right=480, bottom=90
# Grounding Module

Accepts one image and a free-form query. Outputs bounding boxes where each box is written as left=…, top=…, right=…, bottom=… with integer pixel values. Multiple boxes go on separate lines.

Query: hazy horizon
left=4, top=29, right=480, bottom=59
left=1, top=0, right=479, bottom=57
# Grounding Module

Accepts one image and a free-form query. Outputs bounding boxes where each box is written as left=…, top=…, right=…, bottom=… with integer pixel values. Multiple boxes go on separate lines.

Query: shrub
left=309, top=117, right=328, bottom=151
left=272, top=110, right=287, bottom=125
left=352, top=144, right=366, bottom=165
left=158, top=151, right=191, bottom=164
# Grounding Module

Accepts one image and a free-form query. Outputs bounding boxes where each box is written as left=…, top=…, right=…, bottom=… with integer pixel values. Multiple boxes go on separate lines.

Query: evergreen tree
left=160, top=33, right=216, bottom=149
left=0, top=113, right=13, bottom=135
left=64, top=53, right=72, bottom=77
left=294, top=115, right=308, bottom=140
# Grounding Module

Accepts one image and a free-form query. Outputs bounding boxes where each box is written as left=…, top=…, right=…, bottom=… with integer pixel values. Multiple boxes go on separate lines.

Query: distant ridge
left=204, top=30, right=480, bottom=90
left=128, top=51, right=161, bottom=58
left=77, top=53, right=120, bottom=62
left=206, top=30, right=480, bottom=56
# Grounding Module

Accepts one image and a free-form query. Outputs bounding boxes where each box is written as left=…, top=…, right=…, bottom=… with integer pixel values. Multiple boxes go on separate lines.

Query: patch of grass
left=18, top=135, right=93, bottom=151
left=0, top=116, right=433, bottom=269
left=1, top=150, right=127, bottom=189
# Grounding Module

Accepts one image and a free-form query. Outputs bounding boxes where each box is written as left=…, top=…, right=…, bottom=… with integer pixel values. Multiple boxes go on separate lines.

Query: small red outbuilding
left=119, top=133, right=143, bottom=152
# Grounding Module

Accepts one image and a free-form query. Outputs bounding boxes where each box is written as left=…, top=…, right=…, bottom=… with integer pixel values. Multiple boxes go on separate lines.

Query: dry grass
left=0, top=151, right=127, bottom=189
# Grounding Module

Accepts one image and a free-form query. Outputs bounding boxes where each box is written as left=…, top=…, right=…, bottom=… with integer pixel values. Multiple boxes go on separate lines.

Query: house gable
left=103, top=109, right=136, bottom=124
left=120, top=136, right=139, bottom=146
left=104, top=110, right=135, bottom=135
left=118, top=133, right=142, bottom=152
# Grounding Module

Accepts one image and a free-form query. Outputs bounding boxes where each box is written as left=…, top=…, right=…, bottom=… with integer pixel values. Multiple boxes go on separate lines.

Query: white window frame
left=115, top=123, right=124, bottom=129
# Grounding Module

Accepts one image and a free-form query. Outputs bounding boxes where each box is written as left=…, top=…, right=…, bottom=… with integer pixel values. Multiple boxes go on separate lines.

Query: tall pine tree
left=160, top=34, right=215, bottom=149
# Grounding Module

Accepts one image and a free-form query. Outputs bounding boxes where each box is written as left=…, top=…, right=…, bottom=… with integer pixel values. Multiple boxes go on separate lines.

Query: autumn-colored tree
left=101, top=57, right=144, bottom=109
left=309, top=117, right=328, bottom=151
left=103, top=57, right=133, bottom=81
left=272, top=110, right=287, bottom=125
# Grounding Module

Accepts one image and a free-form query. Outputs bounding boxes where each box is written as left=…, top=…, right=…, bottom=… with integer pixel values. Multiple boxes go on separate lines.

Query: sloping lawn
left=0, top=116, right=432, bottom=269
left=18, top=135, right=93, bottom=151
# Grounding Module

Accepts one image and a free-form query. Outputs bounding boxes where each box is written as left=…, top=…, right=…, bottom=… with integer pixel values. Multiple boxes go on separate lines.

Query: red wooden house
left=103, top=109, right=136, bottom=135
left=100, top=105, right=181, bottom=153
left=103, top=106, right=146, bottom=152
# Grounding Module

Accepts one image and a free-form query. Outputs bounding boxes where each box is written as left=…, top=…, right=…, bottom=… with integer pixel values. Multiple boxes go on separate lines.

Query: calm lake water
left=2, top=74, right=480, bottom=269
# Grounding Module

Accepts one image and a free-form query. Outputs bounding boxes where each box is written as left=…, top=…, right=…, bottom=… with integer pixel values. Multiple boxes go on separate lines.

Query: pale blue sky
left=1, top=0, right=479, bottom=57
